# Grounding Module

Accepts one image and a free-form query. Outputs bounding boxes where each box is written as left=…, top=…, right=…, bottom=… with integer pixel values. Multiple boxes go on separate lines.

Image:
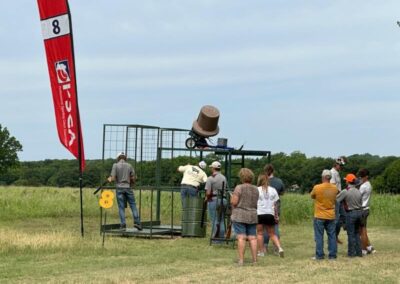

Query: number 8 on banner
left=41, top=14, right=70, bottom=40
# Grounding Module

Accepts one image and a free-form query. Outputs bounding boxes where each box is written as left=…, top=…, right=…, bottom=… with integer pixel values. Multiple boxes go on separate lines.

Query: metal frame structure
left=99, top=124, right=271, bottom=239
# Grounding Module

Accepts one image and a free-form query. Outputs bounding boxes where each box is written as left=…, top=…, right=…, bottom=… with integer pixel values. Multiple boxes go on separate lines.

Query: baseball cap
left=335, top=157, right=346, bottom=166
left=116, top=152, right=126, bottom=159
left=209, top=161, right=221, bottom=169
left=321, top=169, right=332, bottom=178
left=198, top=161, right=207, bottom=169
left=344, top=173, right=356, bottom=183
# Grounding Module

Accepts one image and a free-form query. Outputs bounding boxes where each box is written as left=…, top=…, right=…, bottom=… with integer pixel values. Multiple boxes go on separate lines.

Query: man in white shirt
left=358, top=168, right=376, bottom=255
left=330, top=157, right=346, bottom=244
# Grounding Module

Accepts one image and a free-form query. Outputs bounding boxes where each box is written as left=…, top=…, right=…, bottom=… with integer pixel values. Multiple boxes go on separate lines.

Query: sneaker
left=278, top=248, right=284, bottom=258
left=237, top=260, right=244, bottom=267
left=257, top=252, right=265, bottom=257
left=119, top=224, right=126, bottom=230
left=134, top=224, right=143, bottom=231
left=362, top=250, right=368, bottom=256
left=367, top=246, right=376, bottom=254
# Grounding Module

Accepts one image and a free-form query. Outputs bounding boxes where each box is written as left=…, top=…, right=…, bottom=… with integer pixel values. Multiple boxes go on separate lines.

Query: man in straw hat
left=108, top=152, right=142, bottom=231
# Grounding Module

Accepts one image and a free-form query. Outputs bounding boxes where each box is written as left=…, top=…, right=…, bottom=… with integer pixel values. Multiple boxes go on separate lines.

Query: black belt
left=346, top=208, right=362, bottom=212
left=181, top=184, right=198, bottom=189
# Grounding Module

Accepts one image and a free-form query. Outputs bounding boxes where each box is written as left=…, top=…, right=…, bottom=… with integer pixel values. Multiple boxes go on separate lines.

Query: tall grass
left=1, top=186, right=399, bottom=227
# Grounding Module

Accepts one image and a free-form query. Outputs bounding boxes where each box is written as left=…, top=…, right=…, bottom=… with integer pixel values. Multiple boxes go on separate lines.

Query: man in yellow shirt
left=310, top=169, right=339, bottom=260
left=178, top=161, right=208, bottom=207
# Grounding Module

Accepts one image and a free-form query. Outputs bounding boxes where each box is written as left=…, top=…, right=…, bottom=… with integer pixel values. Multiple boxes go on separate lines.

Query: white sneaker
left=362, top=250, right=368, bottom=256
left=257, top=252, right=265, bottom=257
left=278, top=248, right=284, bottom=258
left=367, top=246, right=376, bottom=254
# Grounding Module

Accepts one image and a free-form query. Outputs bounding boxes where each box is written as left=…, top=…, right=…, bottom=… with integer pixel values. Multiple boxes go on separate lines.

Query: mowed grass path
left=0, top=187, right=399, bottom=283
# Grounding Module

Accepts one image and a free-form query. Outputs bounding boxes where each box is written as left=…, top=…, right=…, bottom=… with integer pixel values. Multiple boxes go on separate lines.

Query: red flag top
left=37, top=0, right=85, bottom=170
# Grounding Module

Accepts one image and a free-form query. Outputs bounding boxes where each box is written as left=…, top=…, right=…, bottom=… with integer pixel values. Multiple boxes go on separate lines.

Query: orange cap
left=344, top=173, right=356, bottom=183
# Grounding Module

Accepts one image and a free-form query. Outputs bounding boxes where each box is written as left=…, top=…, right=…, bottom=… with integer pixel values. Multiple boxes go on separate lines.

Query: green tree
left=0, top=124, right=22, bottom=174
left=373, top=159, right=400, bottom=194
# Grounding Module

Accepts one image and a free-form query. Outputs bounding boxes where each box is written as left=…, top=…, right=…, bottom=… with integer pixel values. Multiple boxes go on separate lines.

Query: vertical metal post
left=171, top=188, right=174, bottom=238
left=156, top=129, right=161, bottom=221
left=102, top=211, right=107, bottom=248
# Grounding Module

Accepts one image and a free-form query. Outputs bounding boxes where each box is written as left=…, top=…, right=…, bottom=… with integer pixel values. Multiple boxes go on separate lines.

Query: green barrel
left=181, top=197, right=207, bottom=237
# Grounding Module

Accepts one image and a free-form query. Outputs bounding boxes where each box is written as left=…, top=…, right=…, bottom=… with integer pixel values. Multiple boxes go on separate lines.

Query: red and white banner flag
left=37, top=0, right=85, bottom=170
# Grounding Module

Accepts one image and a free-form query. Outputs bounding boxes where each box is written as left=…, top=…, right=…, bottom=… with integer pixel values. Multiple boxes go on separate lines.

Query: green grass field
left=0, top=187, right=399, bottom=283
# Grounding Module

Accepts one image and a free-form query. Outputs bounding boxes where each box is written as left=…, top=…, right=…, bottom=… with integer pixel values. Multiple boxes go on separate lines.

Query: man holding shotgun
left=205, top=161, right=227, bottom=241
left=108, top=152, right=142, bottom=231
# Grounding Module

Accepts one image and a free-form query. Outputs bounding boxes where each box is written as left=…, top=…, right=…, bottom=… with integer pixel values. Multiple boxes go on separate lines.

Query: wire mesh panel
left=101, top=123, right=271, bottom=238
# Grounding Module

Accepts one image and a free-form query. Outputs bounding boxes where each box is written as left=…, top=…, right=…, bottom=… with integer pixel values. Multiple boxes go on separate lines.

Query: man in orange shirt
left=310, top=169, right=339, bottom=260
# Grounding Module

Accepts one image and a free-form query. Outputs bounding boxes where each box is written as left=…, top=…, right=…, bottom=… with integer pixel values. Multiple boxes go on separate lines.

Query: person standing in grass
left=108, top=152, right=142, bottom=231
left=330, top=157, right=346, bottom=244
left=263, top=164, right=285, bottom=251
left=256, top=174, right=284, bottom=258
left=310, top=169, right=338, bottom=260
left=337, top=173, right=363, bottom=257
left=205, top=161, right=227, bottom=240
left=230, top=168, right=259, bottom=265
left=358, top=168, right=376, bottom=255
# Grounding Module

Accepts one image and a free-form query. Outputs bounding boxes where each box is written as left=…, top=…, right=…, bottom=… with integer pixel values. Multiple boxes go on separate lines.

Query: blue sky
left=1, top=1, right=400, bottom=161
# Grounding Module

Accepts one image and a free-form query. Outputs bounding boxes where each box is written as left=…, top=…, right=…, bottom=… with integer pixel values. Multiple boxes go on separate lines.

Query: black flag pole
left=67, top=0, right=84, bottom=237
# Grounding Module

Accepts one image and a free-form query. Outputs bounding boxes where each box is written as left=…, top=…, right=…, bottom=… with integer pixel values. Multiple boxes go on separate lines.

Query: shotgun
left=213, top=181, right=225, bottom=239
left=93, top=180, right=108, bottom=195
left=200, top=197, right=208, bottom=228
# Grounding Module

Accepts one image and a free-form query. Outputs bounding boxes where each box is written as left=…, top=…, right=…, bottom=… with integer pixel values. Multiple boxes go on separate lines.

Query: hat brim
left=192, top=121, right=219, bottom=137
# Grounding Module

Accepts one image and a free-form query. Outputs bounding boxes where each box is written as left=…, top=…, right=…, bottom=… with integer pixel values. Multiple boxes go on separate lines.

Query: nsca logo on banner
left=55, top=60, right=71, bottom=84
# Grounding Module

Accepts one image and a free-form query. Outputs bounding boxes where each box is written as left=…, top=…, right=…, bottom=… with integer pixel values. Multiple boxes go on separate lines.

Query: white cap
left=116, top=152, right=126, bottom=159
left=321, top=169, right=332, bottom=178
left=209, top=161, right=221, bottom=169
left=198, top=161, right=207, bottom=169
left=335, top=157, right=346, bottom=166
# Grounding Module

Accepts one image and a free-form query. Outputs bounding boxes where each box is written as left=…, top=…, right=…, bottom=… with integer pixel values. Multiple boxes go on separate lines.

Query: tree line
left=1, top=152, right=399, bottom=194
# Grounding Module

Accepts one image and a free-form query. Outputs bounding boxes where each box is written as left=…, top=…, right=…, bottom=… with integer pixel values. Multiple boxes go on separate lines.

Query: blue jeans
left=116, top=188, right=141, bottom=226
left=208, top=198, right=227, bottom=239
left=314, top=218, right=337, bottom=259
left=180, top=185, right=198, bottom=207
left=335, top=201, right=346, bottom=236
left=346, top=210, right=362, bottom=257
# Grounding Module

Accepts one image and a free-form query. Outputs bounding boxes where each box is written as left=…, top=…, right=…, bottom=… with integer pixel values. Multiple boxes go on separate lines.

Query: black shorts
left=360, top=209, right=369, bottom=227
left=258, top=214, right=276, bottom=226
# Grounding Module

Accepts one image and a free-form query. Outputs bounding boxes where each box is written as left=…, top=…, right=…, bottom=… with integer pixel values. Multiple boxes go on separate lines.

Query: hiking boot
left=134, top=224, right=143, bottom=231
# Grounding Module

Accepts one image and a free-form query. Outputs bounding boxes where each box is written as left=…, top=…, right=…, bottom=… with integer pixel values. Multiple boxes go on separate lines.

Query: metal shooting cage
left=100, top=124, right=271, bottom=238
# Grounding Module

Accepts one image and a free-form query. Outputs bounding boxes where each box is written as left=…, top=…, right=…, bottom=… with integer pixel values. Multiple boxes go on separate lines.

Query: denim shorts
left=233, top=222, right=257, bottom=236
